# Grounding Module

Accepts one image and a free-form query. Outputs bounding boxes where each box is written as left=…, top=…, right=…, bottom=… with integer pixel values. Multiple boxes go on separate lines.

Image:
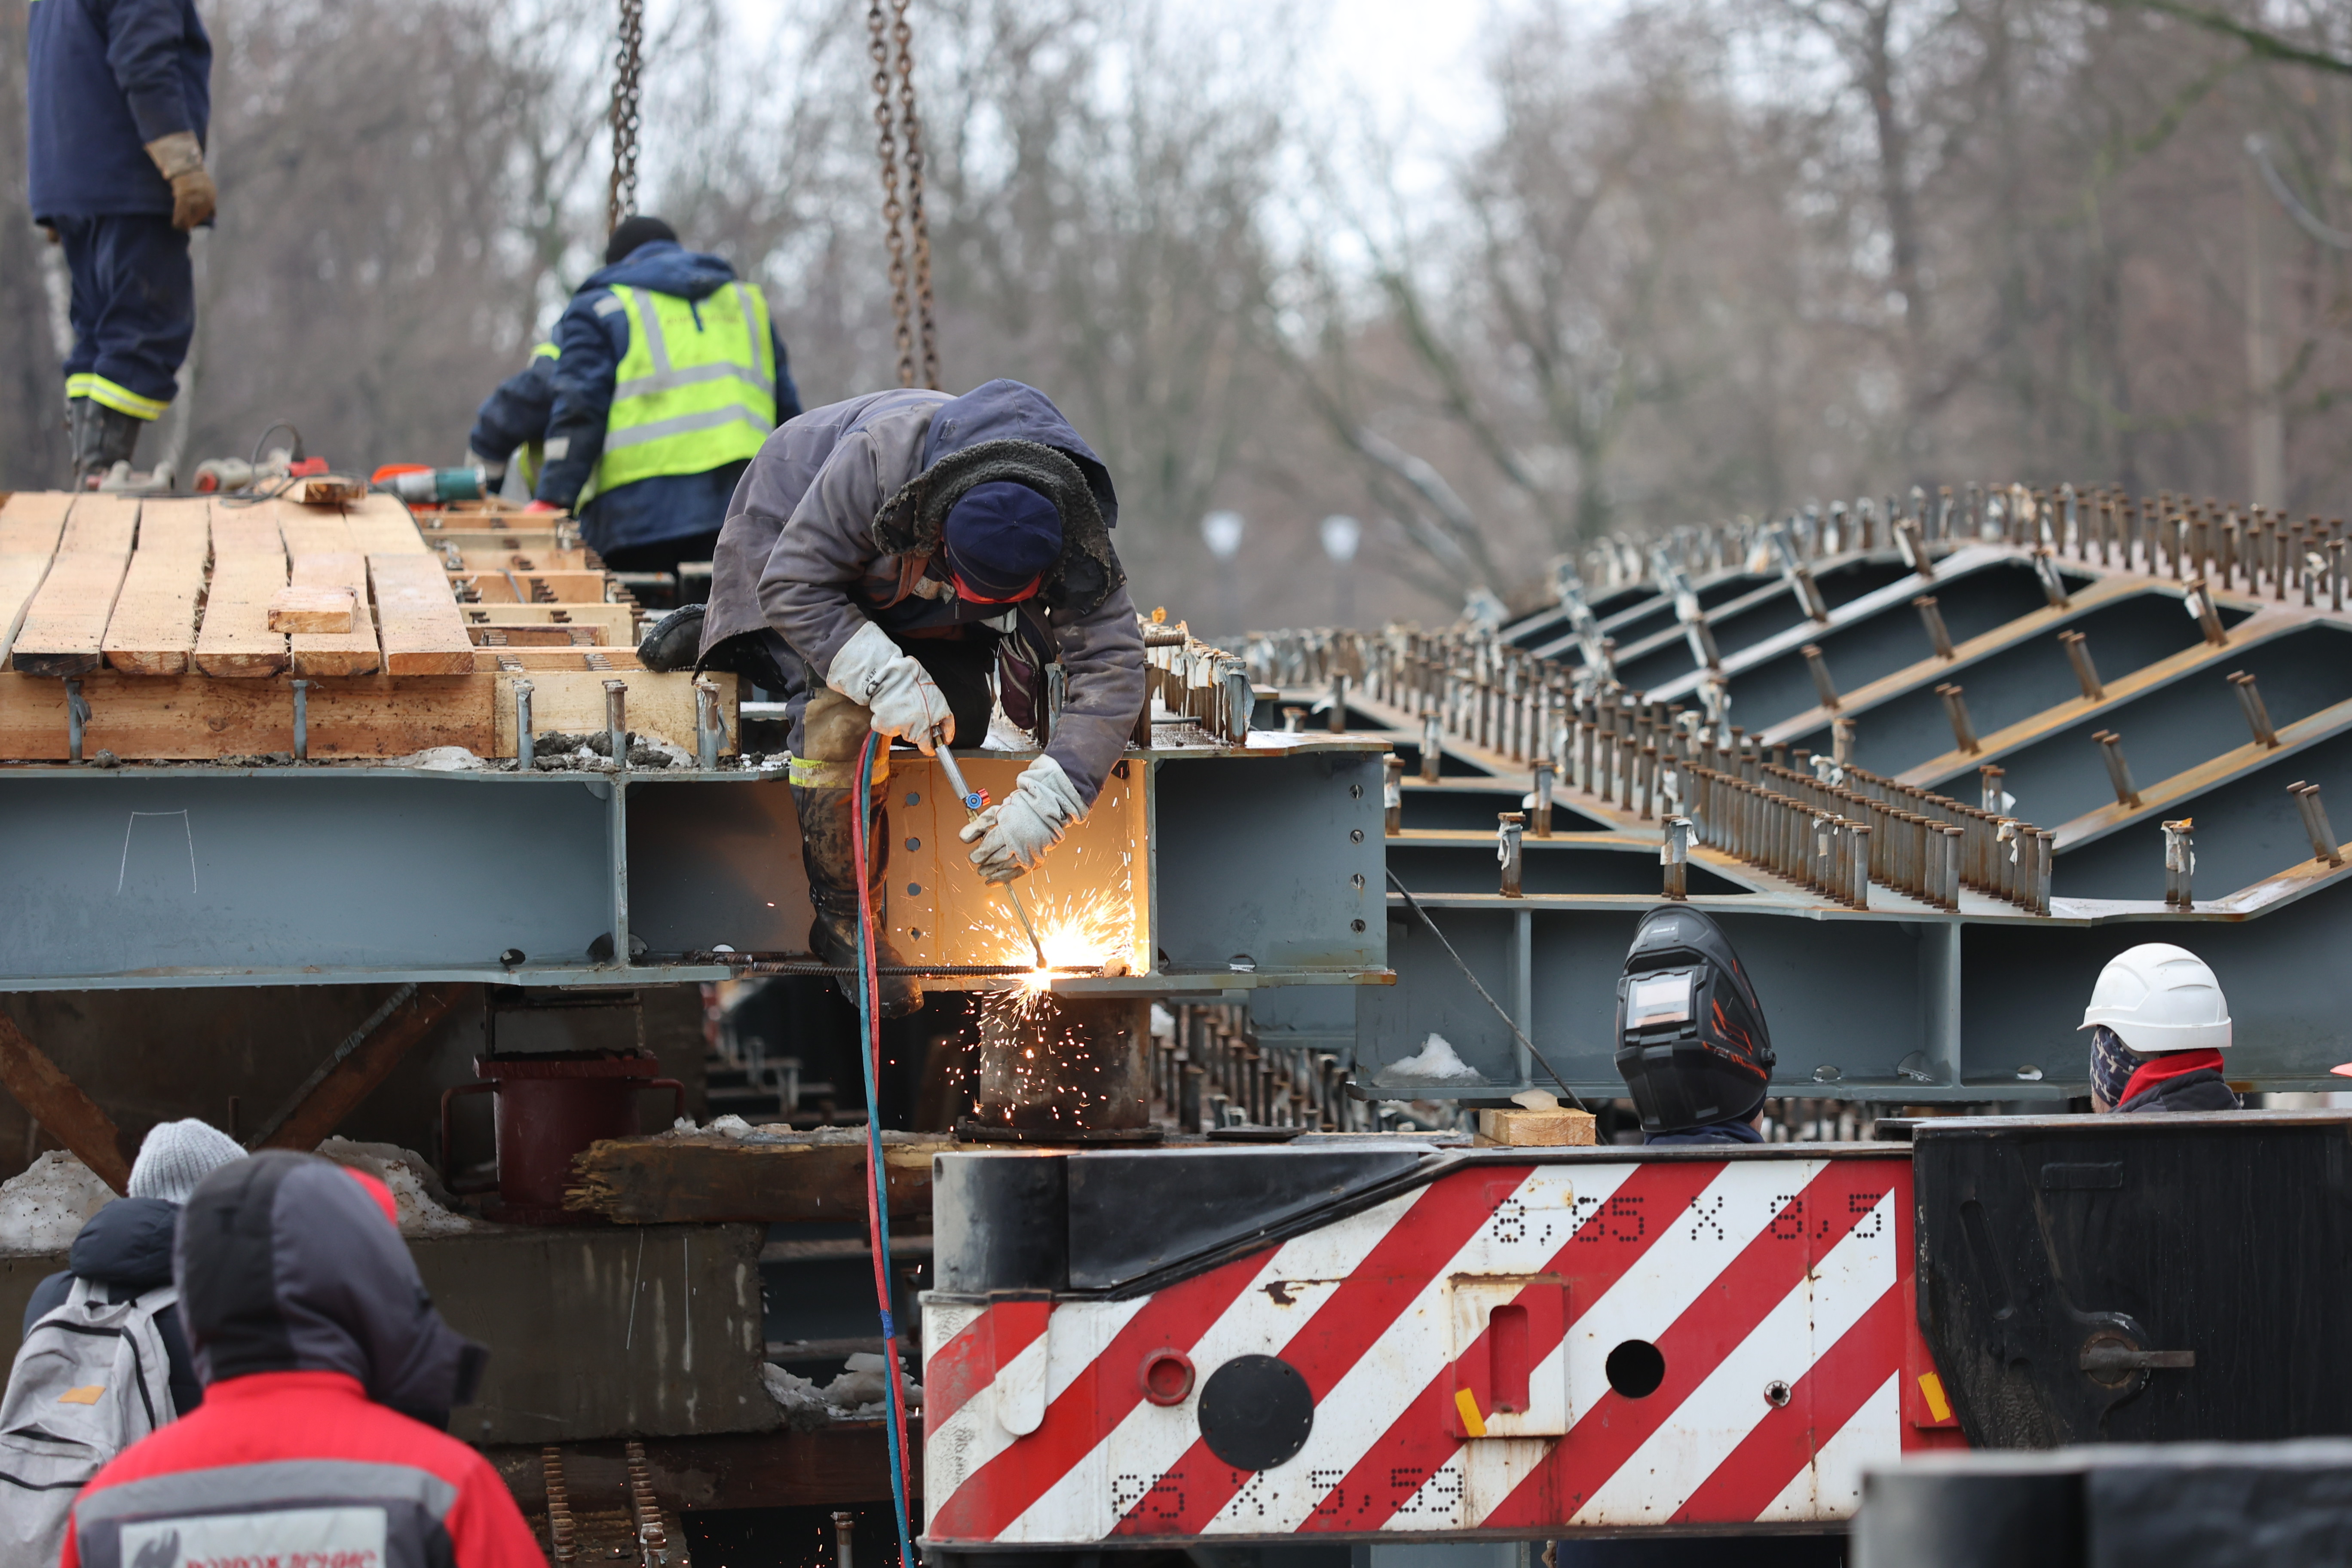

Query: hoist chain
left=891, top=0, right=938, bottom=389
left=867, top=0, right=915, bottom=388
left=606, top=0, right=646, bottom=235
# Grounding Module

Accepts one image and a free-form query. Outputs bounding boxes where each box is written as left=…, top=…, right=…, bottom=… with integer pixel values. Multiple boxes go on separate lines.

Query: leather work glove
left=960, top=755, right=1084, bottom=883
left=827, top=619, right=951, bottom=753
left=143, top=131, right=216, bottom=230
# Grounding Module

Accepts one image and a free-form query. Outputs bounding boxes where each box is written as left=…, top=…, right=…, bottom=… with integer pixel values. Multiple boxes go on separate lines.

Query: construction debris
left=565, top=1126, right=948, bottom=1224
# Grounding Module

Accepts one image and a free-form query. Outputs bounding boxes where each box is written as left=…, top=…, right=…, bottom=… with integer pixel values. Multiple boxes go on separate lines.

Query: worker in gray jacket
left=680, top=379, right=1145, bottom=1017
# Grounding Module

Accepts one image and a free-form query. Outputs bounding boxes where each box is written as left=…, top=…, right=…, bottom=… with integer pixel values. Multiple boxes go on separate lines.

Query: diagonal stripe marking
left=1292, top=1158, right=1732, bottom=1536
left=926, top=1302, right=1044, bottom=1429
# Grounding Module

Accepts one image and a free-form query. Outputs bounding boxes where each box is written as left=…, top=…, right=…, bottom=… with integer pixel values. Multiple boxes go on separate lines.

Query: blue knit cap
left=943, top=482, right=1062, bottom=600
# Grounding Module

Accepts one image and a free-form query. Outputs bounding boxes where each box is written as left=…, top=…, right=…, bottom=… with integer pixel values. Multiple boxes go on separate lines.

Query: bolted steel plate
left=1197, top=1353, right=1314, bottom=1470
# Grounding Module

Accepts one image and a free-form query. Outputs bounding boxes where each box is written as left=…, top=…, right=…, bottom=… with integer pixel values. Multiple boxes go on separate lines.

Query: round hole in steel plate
left=1764, top=1379, right=1792, bottom=1408
left=907, top=883, right=922, bottom=898
left=1605, top=1339, right=1666, bottom=1399
left=1350, top=829, right=1365, bottom=843
left=1139, top=1348, right=1195, bottom=1406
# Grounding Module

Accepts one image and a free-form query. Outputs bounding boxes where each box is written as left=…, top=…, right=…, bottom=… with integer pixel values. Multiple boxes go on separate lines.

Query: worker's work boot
left=61, top=396, right=93, bottom=487
left=75, top=404, right=143, bottom=490
left=793, top=781, right=924, bottom=1019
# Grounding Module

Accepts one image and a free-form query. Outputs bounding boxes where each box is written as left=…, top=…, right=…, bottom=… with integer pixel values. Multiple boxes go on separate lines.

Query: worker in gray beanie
left=19, top=1119, right=247, bottom=1414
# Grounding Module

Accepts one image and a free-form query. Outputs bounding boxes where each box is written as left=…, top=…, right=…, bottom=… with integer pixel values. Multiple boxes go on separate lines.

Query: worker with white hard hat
left=2079, top=943, right=2239, bottom=1113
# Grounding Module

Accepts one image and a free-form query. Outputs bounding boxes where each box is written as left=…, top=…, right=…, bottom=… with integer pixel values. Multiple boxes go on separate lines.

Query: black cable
left=1384, top=869, right=1587, bottom=1112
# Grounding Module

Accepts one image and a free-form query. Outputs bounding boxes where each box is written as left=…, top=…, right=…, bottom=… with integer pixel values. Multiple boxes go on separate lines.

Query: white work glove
left=960, top=755, right=1085, bottom=883
left=827, top=619, right=952, bottom=752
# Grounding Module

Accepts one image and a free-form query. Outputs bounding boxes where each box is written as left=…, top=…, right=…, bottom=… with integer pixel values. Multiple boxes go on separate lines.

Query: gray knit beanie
left=127, top=1118, right=247, bottom=1203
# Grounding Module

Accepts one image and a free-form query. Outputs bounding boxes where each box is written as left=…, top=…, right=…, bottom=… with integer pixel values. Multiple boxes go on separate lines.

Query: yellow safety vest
left=517, top=340, right=559, bottom=494
left=594, top=282, right=777, bottom=494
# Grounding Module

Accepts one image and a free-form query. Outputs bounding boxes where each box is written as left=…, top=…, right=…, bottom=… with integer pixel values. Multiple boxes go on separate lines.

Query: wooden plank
left=451, top=570, right=613, bottom=604
left=565, top=1134, right=944, bottom=1224
left=343, top=494, right=429, bottom=554
left=459, top=603, right=637, bottom=639
left=371, top=552, right=476, bottom=674
left=285, top=473, right=365, bottom=506
left=468, top=624, right=608, bottom=648
left=278, top=508, right=380, bottom=675
left=0, top=671, right=495, bottom=758
left=471, top=648, right=643, bottom=672
left=492, top=669, right=732, bottom=757
left=133, top=497, right=212, bottom=557
left=58, top=494, right=139, bottom=554
left=0, top=555, right=55, bottom=667
left=0, top=492, right=73, bottom=555
left=268, top=586, right=355, bottom=632
left=13, top=551, right=132, bottom=677
left=0, top=1016, right=132, bottom=1194
left=193, top=554, right=291, bottom=677
left=273, top=507, right=359, bottom=559
left=102, top=548, right=206, bottom=674
left=209, top=508, right=285, bottom=560
left=450, top=547, right=593, bottom=572
left=418, top=502, right=570, bottom=531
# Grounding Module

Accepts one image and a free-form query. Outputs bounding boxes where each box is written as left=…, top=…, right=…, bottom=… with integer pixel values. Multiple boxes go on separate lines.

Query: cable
left=1383, top=869, right=1587, bottom=1111
left=851, top=730, right=922, bottom=1568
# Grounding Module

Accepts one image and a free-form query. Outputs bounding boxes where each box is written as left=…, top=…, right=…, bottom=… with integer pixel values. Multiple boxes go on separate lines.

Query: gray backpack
left=0, top=1277, right=176, bottom=1568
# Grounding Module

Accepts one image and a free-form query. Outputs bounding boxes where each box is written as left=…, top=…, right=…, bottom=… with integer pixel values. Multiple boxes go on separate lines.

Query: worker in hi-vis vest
left=527, top=216, right=803, bottom=573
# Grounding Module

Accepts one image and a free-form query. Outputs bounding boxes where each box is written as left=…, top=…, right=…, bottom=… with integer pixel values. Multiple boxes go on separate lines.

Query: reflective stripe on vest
left=594, top=282, right=776, bottom=493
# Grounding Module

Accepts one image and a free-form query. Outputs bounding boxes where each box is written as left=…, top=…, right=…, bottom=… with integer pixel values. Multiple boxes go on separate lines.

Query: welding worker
left=664, top=379, right=1145, bottom=1018
left=1614, top=906, right=1777, bottom=1144
left=524, top=216, right=803, bottom=575
left=28, top=0, right=216, bottom=487
left=463, top=341, right=560, bottom=500
left=60, top=1152, right=540, bottom=1567
left=2080, top=943, right=2239, bottom=1112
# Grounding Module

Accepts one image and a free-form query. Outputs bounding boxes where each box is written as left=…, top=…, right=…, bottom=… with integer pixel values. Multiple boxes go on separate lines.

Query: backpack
left=0, top=1277, right=177, bottom=1567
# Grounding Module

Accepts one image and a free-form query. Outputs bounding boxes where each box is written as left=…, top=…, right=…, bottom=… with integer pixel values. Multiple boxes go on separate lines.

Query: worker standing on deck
left=464, top=341, right=560, bottom=500
left=27, top=0, right=216, bottom=487
left=526, top=216, right=803, bottom=576
left=656, top=380, right=1146, bottom=1019
left=2081, top=943, right=2240, bottom=1113
left=59, top=1152, right=541, bottom=1567
left=1614, top=906, right=1778, bottom=1144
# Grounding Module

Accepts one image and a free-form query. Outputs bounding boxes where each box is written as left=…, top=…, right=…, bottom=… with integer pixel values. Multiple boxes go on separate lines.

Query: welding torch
left=931, top=739, right=1051, bottom=970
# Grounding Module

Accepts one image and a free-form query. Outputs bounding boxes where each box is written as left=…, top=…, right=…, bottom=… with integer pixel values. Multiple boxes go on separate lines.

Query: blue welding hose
left=851, top=730, right=922, bottom=1568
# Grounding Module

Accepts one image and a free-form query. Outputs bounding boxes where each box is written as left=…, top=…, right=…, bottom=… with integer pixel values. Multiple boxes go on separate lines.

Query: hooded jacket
left=23, top=1197, right=200, bottom=1416
left=701, top=380, right=1147, bottom=806
left=28, top=0, right=210, bottom=220
left=534, top=240, right=803, bottom=554
left=61, top=1152, right=538, bottom=1568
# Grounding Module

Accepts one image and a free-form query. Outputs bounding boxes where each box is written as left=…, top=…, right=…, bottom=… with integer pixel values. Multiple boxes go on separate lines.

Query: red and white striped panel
left=921, top=1154, right=1958, bottom=1544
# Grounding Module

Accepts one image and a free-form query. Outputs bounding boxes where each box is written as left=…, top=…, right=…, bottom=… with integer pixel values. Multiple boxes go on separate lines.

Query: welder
left=647, top=379, right=1145, bottom=1018
left=2080, top=942, right=2239, bottom=1113
left=28, top=0, right=215, bottom=487
left=524, top=216, right=802, bottom=574
left=1613, top=906, right=1777, bottom=1144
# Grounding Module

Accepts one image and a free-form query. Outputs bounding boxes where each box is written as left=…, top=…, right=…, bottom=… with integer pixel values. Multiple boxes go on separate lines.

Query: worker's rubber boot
left=793, top=781, right=924, bottom=1019
left=76, top=404, right=143, bottom=490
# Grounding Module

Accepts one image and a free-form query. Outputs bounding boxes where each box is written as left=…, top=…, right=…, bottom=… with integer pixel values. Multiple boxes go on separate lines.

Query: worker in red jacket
left=60, top=1151, right=542, bottom=1568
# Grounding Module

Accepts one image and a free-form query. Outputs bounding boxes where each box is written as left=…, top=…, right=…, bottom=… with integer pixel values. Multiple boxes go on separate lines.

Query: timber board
left=0, top=492, right=71, bottom=555
left=493, top=669, right=732, bottom=757
left=0, top=672, right=493, bottom=759
left=13, top=552, right=132, bottom=677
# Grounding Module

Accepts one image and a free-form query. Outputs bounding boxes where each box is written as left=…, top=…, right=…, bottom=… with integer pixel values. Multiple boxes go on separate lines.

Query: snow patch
left=1376, top=1032, right=1482, bottom=1084
left=0, top=1151, right=114, bottom=1254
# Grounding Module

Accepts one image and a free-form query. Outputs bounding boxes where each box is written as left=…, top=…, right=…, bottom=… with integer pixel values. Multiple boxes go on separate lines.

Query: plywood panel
left=0, top=493, right=73, bottom=555
left=58, top=495, right=139, bottom=554
left=12, top=552, right=132, bottom=677
left=370, top=553, right=474, bottom=675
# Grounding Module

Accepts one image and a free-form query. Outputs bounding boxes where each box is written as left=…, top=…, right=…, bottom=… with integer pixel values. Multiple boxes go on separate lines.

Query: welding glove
left=961, top=755, right=1085, bottom=882
left=828, top=619, right=952, bottom=753
left=143, top=132, right=216, bottom=230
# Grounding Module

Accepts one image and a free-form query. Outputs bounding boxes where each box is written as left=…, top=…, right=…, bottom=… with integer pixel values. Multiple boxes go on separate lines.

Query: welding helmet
left=1614, top=906, right=1775, bottom=1134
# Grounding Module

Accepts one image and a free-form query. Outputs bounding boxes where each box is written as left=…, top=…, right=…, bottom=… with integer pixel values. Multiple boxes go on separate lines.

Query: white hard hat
left=2078, top=942, right=2231, bottom=1054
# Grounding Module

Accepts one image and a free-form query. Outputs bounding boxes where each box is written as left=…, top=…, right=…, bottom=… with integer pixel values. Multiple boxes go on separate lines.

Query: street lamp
left=1319, top=514, right=1361, bottom=627
left=1202, top=510, right=1245, bottom=634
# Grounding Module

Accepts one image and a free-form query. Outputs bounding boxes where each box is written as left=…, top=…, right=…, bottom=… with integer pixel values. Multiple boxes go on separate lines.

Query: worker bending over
left=2081, top=943, right=2239, bottom=1112
left=61, top=1152, right=540, bottom=1567
left=28, top=0, right=216, bottom=486
left=528, top=216, right=803, bottom=573
left=673, top=379, right=1145, bottom=1018
left=1613, top=906, right=1777, bottom=1144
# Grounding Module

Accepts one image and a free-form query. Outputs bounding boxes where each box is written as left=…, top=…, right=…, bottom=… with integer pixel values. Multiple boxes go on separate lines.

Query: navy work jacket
left=29, top=0, right=211, bottom=219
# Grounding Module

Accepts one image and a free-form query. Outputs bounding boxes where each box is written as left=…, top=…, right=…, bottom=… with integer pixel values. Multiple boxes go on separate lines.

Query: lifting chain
left=868, top=0, right=938, bottom=388
left=606, top=0, right=646, bottom=235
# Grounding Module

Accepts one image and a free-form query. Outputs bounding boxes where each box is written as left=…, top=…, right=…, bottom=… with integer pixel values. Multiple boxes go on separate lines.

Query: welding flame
left=970, top=863, right=1131, bottom=1025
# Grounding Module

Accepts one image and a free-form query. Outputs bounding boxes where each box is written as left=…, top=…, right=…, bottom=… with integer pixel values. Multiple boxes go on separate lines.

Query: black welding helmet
left=1614, top=906, right=1775, bottom=1134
